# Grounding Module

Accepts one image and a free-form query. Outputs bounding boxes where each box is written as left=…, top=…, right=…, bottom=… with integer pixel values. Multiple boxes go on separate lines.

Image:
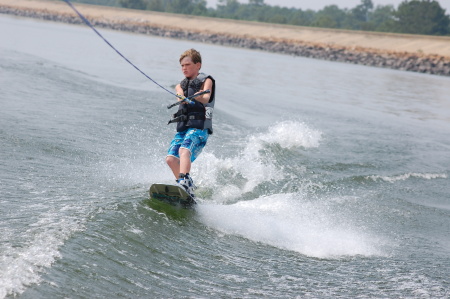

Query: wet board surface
left=149, top=183, right=196, bottom=208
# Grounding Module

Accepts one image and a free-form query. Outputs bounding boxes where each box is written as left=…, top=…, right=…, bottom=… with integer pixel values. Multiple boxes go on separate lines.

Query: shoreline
left=1, top=0, right=450, bottom=76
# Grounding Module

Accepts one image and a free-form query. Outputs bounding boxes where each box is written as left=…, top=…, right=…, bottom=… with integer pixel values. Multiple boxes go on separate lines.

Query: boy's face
left=180, top=57, right=201, bottom=79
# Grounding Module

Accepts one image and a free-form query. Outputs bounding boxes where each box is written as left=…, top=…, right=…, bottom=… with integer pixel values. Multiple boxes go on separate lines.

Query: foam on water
left=192, top=122, right=385, bottom=258
left=367, top=172, right=448, bottom=183
left=196, top=194, right=386, bottom=259
left=253, top=120, right=322, bottom=149
left=191, top=121, right=389, bottom=258
left=0, top=205, right=85, bottom=298
left=193, top=121, right=322, bottom=201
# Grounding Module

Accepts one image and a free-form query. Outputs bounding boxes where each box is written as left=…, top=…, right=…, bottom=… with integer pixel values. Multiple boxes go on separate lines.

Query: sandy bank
left=2, top=0, right=450, bottom=76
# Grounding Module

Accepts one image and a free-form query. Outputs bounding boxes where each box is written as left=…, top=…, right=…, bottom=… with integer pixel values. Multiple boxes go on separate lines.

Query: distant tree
left=147, top=0, right=164, bottom=11
left=85, top=0, right=450, bottom=36
left=362, top=0, right=374, bottom=15
left=191, top=0, right=208, bottom=15
left=369, top=5, right=396, bottom=32
left=249, top=0, right=264, bottom=6
left=288, top=9, right=316, bottom=26
left=358, top=0, right=374, bottom=21
left=267, top=14, right=285, bottom=23
left=119, top=0, right=147, bottom=10
left=313, top=5, right=347, bottom=29
left=272, top=7, right=293, bottom=24
left=162, top=0, right=207, bottom=15
left=394, top=0, right=450, bottom=35
left=72, top=0, right=119, bottom=6
left=216, top=0, right=240, bottom=19
left=348, top=0, right=374, bottom=29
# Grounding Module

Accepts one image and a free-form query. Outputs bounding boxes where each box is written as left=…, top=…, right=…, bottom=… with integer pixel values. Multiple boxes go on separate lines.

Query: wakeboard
left=149, top=183, right=196, bottom=208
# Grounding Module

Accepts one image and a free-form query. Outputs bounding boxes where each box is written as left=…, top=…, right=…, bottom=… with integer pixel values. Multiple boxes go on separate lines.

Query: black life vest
left=171, top=73, right=215, bottom=134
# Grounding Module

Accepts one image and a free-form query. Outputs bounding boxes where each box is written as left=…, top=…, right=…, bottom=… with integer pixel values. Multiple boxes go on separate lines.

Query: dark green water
left=1, top=15, right=449, bottom=298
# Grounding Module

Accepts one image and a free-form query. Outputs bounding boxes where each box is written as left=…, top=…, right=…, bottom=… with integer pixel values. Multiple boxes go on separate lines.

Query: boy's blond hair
left=179, top=49, right=202, bottom=64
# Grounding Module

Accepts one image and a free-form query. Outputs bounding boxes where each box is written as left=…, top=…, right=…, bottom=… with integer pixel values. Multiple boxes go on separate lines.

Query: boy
left=166, top=49, right=215, bottom=199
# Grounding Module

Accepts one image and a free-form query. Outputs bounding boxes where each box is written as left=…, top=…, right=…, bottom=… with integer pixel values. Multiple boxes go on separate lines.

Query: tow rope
left=62, top=0, right=178, bottom=98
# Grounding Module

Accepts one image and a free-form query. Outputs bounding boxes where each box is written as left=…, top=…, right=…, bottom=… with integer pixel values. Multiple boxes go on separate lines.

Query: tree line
left=72, top=0, right=450, bottom=36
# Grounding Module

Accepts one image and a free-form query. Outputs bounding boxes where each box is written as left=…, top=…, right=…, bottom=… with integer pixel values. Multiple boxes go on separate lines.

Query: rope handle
left=167, top=90, right=211, bottom=109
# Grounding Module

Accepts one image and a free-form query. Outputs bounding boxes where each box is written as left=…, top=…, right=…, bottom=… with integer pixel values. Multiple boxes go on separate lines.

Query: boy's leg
left=166, top=155, right=180, bottom=179
left=166, top=131, right=185, bottom=179
left=179, top=148, right=192, bottom=175
left=177, top=129, right=208, bottom=195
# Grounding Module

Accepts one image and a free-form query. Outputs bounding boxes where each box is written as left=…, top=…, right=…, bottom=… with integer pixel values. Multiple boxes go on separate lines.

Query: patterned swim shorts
left=167, top=128, right=209, bottom=162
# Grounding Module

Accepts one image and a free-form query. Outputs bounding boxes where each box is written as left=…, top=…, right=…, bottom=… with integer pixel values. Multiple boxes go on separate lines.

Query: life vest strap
left=167, top=114, right=205, bottom=125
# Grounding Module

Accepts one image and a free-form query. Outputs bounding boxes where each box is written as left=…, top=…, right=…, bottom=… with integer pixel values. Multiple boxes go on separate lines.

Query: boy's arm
left=194, top=78, right=213, bottom=105
left=175, top=84, right=185, bottom=101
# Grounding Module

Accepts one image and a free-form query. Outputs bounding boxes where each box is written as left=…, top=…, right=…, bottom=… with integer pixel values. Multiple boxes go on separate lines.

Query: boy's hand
left=177, top=94, right=194, bottom=105
left=177, top=94, right=188, bottom=104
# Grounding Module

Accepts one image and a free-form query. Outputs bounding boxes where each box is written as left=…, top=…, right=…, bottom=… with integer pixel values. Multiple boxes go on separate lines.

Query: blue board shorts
left=167, top=128, right=209, bottom=162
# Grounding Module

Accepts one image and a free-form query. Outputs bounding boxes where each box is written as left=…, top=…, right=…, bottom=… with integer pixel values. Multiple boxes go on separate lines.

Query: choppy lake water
left=1, top=14, right=449, bottom=298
